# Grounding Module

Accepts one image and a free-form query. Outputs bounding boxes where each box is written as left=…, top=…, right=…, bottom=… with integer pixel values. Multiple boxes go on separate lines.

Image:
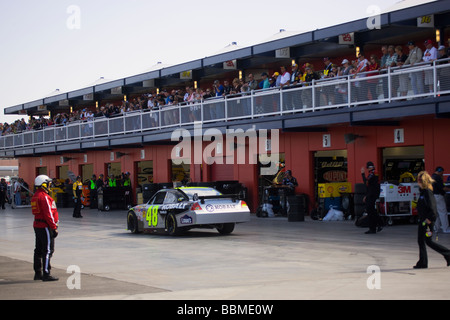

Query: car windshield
left=179, top=187, right=222, bottom=199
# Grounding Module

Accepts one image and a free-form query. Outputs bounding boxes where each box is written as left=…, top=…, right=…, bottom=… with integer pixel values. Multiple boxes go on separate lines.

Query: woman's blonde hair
left=417, top=171, right=435, bottom=191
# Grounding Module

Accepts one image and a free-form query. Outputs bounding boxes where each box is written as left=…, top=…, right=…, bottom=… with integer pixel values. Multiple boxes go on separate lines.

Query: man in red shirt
left=31, top=175, right=59, bottom=281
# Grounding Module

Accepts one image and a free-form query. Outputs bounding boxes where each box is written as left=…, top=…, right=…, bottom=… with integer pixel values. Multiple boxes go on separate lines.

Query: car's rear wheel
left=217, top=223, right=235, bottom=235
left=127, top=211, right=141, bottom=234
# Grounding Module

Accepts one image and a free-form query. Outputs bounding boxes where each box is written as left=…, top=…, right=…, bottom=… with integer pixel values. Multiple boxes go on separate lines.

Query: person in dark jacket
left=89, top=174, right=97, bottom=209
left=361, top=161, right=381, bottom=234
left=0, top=178, right=7, bottom=209
left=414, top=171, right=450, bottom=269
left=282, top=170, right=298, bottom=195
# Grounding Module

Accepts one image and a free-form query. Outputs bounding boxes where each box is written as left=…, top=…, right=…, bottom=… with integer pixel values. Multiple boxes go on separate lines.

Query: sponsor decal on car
left=180, top=214, right=193, bottom=224
left=205, top=204, right=237, bottom=212
left=146, top=205, right=159, bottom=227
left=160, top=203, right=190, bottom=210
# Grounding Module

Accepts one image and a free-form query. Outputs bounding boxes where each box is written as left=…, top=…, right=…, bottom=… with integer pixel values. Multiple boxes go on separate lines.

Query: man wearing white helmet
left=31, top=175, right=59, bottom=281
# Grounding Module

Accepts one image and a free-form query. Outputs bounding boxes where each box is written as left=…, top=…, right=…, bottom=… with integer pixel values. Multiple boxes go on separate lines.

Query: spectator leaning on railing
left=403, top=41, right=424, bottom=95
left=367, top=54, right=380, bottom=101
left=437, top=45, right=450, bottom=92
left=423, top=39, right=438, bottom=93
left=3, top=41, right=450, bottom=138
left=395, top=45, right=409, bottom=98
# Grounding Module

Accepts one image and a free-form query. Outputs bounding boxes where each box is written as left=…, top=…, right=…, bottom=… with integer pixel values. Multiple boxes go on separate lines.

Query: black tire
left=354, top=183, right=367, bottom=194
left=166, top=213, right=181, bottom=236
left=353, top=194, right=365, bottom=205
left=127, top=211, right=141, bottom=234
left=341, top=195, right=351, bottom=210
left=355, top=213, right=369, bottom=227
left=354, top=203, right=366, bottom=218
left=217, top=223, right=235, bottom=235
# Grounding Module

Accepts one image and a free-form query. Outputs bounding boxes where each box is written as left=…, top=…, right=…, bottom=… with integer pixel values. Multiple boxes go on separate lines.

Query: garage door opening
left=136, top=160, right=153, bottom=187
left=314, top=150, right=350, bottom=217
left=382, top=146, right=424, bottom=183
left=57, top=165, right=69, bottom=181
left=80, top=164, right=93, bottom=182
left=171, top=160, right=190, bottom=185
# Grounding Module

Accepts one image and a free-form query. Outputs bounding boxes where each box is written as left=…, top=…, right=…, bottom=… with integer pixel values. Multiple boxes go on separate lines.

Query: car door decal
left=146, top=205, right=159, bottom=227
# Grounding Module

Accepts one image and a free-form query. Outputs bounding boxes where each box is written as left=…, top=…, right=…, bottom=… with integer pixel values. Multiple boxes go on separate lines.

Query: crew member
left=0, top=178, right=7, bottom=210
left=14, top=178, right=22, bottom=207
left=89, top=174, right=97, bottom=209
left=96, top=174, right=105, bottom=190
left=107, top=174, right=117, bottom=187
left=431, top=167, right=450, bottom=233
left=31, top=175, right=59, bottom=281
left=361, top=161, right=381, bottom=234
left=123, top=172, right=131, bottom=187
left=282, top=170, right=298, bottom=195
left=73, top=176, right=83, bottom=218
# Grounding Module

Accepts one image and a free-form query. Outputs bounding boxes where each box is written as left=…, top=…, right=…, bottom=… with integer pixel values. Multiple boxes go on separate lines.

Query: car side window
left=164, top=191, right=178, bottom=204
left=151, top=191, right=166, bottom=205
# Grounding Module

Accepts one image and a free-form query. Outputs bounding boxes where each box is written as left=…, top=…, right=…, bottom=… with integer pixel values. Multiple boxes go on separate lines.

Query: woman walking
left=414, top=171, right=450, bottom=269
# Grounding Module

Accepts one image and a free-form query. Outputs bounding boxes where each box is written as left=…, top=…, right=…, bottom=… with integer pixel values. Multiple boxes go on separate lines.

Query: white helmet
left=35, top=175, right=52, bottom=187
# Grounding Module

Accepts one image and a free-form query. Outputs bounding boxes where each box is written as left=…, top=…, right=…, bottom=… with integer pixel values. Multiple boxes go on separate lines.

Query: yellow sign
left=146, top=205, right=159, bottom=227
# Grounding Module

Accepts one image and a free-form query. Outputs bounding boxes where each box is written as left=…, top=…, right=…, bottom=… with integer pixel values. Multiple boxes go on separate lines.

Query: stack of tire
left=214, top=181, right=247, bottom=201
left=143, top=184, right=161, bottom=204
left=55, top=184, right=75, bottom=208
left=340, top=193, right=354, bottom=220
left=354, top=183, right=368, bottom=227
left=56, top=192, right=71, bottom=208
left=287, top=194, right=308, bottom=222
left=187, top=182, right=216, bottom=188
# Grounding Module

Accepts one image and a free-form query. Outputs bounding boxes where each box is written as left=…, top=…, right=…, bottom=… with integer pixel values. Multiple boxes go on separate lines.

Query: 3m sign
left=398, top=185, right=411, bottom=194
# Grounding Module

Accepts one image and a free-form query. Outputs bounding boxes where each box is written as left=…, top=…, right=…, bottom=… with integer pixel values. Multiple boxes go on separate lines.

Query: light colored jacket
left=404, top=46, right=423, bottom=65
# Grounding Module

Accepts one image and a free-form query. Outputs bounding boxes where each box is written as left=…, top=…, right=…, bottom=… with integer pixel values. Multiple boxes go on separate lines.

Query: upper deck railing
left=1, top=59, right=450, bottom=151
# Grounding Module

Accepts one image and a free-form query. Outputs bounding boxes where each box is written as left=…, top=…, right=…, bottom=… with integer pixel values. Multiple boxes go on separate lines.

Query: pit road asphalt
left=0, top=205, right=449, bottom=300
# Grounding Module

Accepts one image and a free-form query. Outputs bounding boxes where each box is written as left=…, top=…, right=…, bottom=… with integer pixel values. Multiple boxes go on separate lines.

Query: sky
left=0, top=0, right=435, bottom=123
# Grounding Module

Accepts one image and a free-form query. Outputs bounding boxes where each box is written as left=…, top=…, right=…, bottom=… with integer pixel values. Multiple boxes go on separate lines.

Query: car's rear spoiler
left=194, top=193, right=239, bottom=204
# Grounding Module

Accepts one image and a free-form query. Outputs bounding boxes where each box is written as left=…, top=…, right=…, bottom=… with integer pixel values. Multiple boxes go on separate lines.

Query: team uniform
left=31, top=182, right=59, bottom=281
left=73, top=178, right=83, bottom=218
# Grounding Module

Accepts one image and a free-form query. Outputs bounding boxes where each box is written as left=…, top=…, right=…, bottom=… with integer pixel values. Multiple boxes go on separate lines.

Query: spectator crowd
left=2, top=40, right=450, bottom=136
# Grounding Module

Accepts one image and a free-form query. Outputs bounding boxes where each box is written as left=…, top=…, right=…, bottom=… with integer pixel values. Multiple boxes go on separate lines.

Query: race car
left=127, top=187, right=250, bottom=235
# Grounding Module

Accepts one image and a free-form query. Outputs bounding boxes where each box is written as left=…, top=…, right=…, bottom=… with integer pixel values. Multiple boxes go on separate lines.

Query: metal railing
left=2, top=59, right=450, bottom=151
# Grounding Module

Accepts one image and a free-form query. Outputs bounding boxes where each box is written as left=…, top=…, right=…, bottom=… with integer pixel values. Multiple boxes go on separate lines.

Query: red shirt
left=31, top=189, right=59, bottom=230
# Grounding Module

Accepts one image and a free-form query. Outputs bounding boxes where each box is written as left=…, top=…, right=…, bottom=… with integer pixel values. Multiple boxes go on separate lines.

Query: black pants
left=90, top=189, right=97, bottom=209
left=417, top=222, right=450, bottom=267
left=0, top=193, right=5, bottom=209
left=366, top=199, right=379, bottom=232
left=34, top=227, right=55, bottom=276
left=73, top=197, right=82, bottom=217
